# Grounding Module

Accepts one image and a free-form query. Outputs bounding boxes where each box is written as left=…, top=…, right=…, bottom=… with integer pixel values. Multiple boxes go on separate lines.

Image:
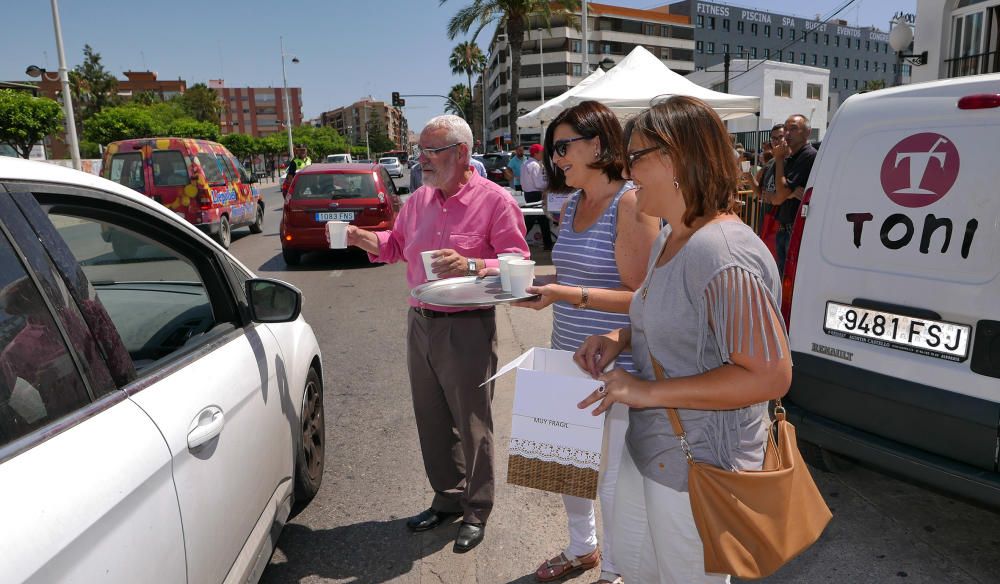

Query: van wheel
left=249, top=204, right=264, bottom=234
left=294, top=368, right=325, bottom=510
left=215, top=216, right=231, bottom=249
left=282, top=248, right=301, bottom=266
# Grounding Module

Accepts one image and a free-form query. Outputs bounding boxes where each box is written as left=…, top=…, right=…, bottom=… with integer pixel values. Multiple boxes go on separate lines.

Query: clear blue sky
left=3, top=0, right=914, bottom=133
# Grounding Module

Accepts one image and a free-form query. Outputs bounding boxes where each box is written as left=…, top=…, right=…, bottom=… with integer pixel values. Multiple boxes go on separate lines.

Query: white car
left=378, top=156, right=403, bottom=178
left=0, top=157, right=325, bottom=583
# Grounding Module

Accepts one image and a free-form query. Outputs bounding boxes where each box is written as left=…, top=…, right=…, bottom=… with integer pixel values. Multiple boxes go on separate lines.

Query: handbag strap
left=648, top=350, right=694, bottom=462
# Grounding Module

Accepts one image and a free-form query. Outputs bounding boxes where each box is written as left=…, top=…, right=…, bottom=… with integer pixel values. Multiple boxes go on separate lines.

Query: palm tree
left=441, top=0, right=580, bottom=142
left=449, top=41, right=487, bottom=138
left=445, top=84, right=472, bottom=122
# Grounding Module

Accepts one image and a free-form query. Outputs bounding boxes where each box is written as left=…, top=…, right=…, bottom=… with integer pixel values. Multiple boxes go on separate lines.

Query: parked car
left=354, top=159, right=373, bottom=165
left=782, top=75, right=1000, bottom=507
left=325, top=153, right=353, bottom=164
left=378, top=156, right=404, bottom=178
left=480, top=152, right=511, bottom=186
left=280, top=162, right=409, bottom=265
left=0, top=157, right=325, bottom=583
left=101, top=137, right=263, bottom=249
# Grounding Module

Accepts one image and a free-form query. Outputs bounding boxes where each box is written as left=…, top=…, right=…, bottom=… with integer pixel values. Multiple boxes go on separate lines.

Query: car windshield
left=379, top=158, right=397, bottom=164
left=292, top=172, right=376, bottom=199
left=481, top=155, right=509, bottom=171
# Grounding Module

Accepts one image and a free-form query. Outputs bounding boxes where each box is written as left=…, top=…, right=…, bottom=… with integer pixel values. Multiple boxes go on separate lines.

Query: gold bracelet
left=575, top=286, right=590, bottom=310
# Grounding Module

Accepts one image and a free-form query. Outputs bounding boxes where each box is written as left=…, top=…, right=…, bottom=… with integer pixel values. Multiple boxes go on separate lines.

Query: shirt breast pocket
left=449, top=233, right=486, bottom=256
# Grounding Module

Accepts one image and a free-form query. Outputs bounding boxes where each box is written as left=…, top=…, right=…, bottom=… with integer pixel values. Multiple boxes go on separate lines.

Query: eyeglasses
left=418, top=142, right=461, bottom=157
left=625, top=146, right=661, bottom=168
left=552, top=136, right=591, bottom=157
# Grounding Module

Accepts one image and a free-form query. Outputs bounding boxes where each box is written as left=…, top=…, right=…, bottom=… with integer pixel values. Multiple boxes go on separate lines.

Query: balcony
left=945, top=50, right=1000, bottom=78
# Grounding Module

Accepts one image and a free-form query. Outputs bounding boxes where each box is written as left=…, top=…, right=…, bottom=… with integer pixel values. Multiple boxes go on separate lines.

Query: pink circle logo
left=880, top=133, right=959, bottom=208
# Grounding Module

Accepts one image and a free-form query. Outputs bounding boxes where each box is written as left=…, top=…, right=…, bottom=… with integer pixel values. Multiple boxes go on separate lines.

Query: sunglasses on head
left=552, top=136, right=591, bottom=157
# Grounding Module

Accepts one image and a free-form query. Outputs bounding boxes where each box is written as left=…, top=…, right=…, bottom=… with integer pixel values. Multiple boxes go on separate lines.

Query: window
left=824, top=55, right=829, bottom=66
left=708, top=17, right=716, bottom=30
left=696, top=41, right=704, bottom=54
left=832, top=77, right=838, bottom=88
left=800, top=53, right=806, bottom=64
left=644, top=23, right=656, bottom=36
left=836, top=36, right=840, bottom=47
left=660, top=25, right=670, bottom=37
left=774, top=79, right=792, bottom=98
left=572, top=63, right=582, bottom=76
left=722, top=43, right=729, bottom=54
left=834, top=56, right=839, bottom=67
left=856, top=38, right=861, bottom=49
left=845, top=58, right=850, bottom=68
left=108, top=152, right=145, bottom=192
left=854, top=79, right=859, bottom=89
left=811, top=54, right=818, bottom=65
left=707, top=42, right=715, bottom=53
left=601, top=42, right=612, bottom=55
left=293, top=173, right=376, bottom=200
left=865, top=60, right=870, bottom=71
left=855, top=58, right=860, bottom=69
left=787, top=51, right=794, bottom=62
left=813, top=33, right=818, bottom=43
left=777, top=27, right=783, bottom=39
left=866, top=40, right=871, bottom=51
left=570, top=39, right=581, bottom=53
left=697, top=15, right=704, bottom=27
left=789, top=29, right=795, bottom=41
left=0, top=234, right=92, bottom=448
left=883, top=62, right=887, bottom=72
left=737, top=21, right=744, bottom=33
left=764, top=24, right=771, bottom=37
left=807, top=83, right=822, bottom=99
left=196, top=153, right=227, bottom=186
left=952, top=11, right=985, bottom=60
left=152, top=150, right=189, bottom=187
left=736, top=45, right=743, bottom=56
left=825, top=34, right=830, bottom=45
left=751, top=23, right=758, bottom=35
left=764, top=48, right=771, bottom=58
left=750, top=47, right=757, bottom=58
left=723, top=19, right=730, bottom=31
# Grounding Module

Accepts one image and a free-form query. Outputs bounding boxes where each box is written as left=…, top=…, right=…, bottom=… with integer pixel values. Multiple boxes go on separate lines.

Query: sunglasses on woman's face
left=552, top=136, right=591, bottom=157
left=625, top=146, right=661, bottom=169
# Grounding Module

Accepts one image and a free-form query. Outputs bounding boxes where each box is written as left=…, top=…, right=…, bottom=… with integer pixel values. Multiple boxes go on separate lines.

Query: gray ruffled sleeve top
left=626, top=220, right=787, bottom=492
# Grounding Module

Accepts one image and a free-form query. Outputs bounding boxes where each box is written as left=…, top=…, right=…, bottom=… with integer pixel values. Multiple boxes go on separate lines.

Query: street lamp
left=280, top=37, right=298, bottom=162
left=28, top=0, right=80, bottom=170
left=889, top=19, right=927, bottom=86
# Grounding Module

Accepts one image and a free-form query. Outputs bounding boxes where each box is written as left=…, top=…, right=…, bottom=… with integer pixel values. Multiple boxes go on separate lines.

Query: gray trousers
left=406, top=308, right=497, bottom=525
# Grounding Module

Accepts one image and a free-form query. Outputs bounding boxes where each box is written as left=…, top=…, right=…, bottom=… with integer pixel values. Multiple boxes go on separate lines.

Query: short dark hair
left=624, top=95, right=739, bottom=227
left=543, top=100, right=625, bottom=194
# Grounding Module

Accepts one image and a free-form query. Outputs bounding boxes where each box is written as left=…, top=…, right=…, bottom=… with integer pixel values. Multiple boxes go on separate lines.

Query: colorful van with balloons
left=101, top=137, right=263, bottom=248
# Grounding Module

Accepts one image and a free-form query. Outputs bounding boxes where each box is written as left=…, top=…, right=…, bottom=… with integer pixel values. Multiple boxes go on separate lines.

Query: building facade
left=668, top=1, right=902, bottom=105
left=215, top=83, right=303, bottom=138
left=686, top=60, right=829, bottom=140
left=484, top=2, right=695, bottom=146
left=319, top=99, right=408, bottom=151
left=911, top=0, right=1000, bottom=84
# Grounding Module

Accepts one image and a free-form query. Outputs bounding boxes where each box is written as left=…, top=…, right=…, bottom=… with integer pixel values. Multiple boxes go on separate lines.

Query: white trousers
left=612, top=445, right=731, bottom=584
left=562, top=402, right=628, bottom=576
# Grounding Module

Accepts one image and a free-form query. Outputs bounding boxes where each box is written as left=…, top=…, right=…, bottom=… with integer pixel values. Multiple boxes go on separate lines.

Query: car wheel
left=248, top=203, right=264, bottom=234
left=282, top=248, right=301, bottom=266
left=295, top=368, right=325, bottom=507
left=215, top=215, right=231, bottom=249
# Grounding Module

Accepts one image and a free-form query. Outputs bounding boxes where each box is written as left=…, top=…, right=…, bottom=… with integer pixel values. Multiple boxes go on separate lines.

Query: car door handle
left=187, top=406, right=225, bottom=449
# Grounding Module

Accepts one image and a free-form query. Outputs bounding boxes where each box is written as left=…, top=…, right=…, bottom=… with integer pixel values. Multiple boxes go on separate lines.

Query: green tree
left=176, top=83, right=222, bottom=124
left=445, top=84, right=472, bottom=122
left=131, top=91, right=160, bottom=105
left=68, top=45, right=120, bottom=133
left=0, top=90, right=64, bottom=158
left=166, top=118, right=220, bottom=141
left=442, top=0, right=580, bottom=140
left=449, top=41, right=486, bottom=132
left=290, top=125, right=349, bottom=160
left=861, top=79, right=887, bottom=92
left=220, top=133, right=259, bottom=163
left=82, top=105, right=160, bottom=144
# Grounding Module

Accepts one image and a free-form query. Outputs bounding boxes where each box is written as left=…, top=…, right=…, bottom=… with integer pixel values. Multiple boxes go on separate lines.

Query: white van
left=782, top=74, right=1000, bottom=507
left=325, top=153, right=353, bottom=164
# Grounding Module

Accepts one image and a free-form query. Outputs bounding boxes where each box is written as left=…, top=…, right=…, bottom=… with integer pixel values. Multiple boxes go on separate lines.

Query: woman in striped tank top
left=516, top=101, right=659, bottom=584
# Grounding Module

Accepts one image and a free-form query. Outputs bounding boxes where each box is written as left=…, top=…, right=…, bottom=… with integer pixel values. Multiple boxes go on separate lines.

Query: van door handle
left=187, top=406, right=225, bottom=449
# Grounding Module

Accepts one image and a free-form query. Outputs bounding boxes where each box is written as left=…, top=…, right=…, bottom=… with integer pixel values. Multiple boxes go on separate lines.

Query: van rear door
left=788, top=75, right=1000, bottom=475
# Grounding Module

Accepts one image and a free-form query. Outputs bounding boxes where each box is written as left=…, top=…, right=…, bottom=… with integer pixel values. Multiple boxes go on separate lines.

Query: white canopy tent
left=517, top=68, right=605, bottom=129
left=519, top=46, right=760, bottom=127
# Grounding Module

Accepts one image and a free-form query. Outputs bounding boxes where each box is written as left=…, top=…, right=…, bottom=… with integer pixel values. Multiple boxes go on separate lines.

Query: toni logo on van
left=880, top=133, right=960, bottom=208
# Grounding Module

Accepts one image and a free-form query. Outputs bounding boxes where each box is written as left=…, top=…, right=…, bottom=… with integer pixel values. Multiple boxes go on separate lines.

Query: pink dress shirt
left=370, top=172, right=529, bottom=311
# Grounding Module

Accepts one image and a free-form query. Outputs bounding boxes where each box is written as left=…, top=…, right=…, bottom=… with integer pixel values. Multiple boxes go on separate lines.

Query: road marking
left=329, top=270, right=343, bottom=278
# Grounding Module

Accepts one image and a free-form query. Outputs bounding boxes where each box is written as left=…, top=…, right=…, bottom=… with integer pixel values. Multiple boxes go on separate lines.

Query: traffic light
left=392, top=92, right=402, bottom=107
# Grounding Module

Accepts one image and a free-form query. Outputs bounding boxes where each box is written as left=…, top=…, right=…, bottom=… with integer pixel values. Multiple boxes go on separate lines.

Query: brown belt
left=412, top=306, right=495, bottom=319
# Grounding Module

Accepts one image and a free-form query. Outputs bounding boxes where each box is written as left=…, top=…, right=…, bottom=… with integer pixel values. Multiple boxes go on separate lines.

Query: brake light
left=780, top=187, right=812, bottom=328
left=957, top=94, right=1000, bottom=109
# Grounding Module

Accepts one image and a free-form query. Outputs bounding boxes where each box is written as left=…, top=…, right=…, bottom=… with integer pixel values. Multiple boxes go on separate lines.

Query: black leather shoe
left=453, top=522, right=485, bottom=553
left=406, top=508, right=461, bottom=532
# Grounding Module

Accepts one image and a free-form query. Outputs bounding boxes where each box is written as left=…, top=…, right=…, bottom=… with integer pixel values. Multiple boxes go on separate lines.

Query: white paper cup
left=326, top=221, right=348, bottom=249
left=421, top=250, right=439, bottom=281
left=740, top=160, right=751, bottom=173
left=507, top=259, right=536, bottom=297
left=497, top=253, right=523, bottom=292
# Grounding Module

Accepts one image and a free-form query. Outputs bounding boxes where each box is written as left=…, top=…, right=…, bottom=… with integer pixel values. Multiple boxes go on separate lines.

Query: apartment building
left=319, top=98, right=409, bottom=151
left=484, top=2, right=696, bottom=145
left=214, top=82, right=303, bottom=138
left=911, top=0, right=999, bottom=83
left=667, top=1, right=903, bottom=105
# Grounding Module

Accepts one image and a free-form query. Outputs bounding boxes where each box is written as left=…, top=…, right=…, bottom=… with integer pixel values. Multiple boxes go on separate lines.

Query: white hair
left=424, top=114, right=473, bottom=165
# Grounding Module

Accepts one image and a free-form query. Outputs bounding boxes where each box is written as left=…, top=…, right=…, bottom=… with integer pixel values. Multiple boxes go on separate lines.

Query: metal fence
left=731, top=130, right=771, bottom=156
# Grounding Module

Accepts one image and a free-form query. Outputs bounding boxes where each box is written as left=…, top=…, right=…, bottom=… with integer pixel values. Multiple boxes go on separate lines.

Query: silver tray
left=410, top=276, right=539, bottom=307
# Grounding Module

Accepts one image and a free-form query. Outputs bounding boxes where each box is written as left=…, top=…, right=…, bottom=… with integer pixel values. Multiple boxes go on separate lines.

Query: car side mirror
left=246, top=278, right=302, bottom=323
left=396, top=186, right=410, bottom=195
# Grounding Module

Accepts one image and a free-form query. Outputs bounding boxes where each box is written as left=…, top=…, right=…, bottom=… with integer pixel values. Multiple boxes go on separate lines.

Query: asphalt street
left=228, top=177, right=1000, bottom=584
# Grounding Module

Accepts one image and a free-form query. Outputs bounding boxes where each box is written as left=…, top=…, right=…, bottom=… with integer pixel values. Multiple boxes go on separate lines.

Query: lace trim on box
left=509, top=438, right=601, bottom=471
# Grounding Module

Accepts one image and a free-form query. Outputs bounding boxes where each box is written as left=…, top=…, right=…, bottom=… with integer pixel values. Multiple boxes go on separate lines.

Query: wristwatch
left=467, top=258, right=478, bottom=275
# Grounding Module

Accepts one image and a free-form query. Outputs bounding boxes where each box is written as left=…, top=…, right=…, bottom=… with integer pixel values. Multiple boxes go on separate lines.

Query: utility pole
left=723, top=51, right=731, bottom=94
left=50, top=0, right=80, bottom=170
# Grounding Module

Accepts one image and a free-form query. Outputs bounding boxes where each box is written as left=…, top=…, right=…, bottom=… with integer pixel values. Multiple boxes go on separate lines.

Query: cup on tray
left=497, top=253, right=523, bottom=292
left=507, top=259, right=536, bottom=297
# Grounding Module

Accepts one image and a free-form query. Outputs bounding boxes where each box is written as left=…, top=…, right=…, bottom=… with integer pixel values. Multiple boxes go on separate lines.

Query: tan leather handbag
left=651, top=357, right=832, bottom=579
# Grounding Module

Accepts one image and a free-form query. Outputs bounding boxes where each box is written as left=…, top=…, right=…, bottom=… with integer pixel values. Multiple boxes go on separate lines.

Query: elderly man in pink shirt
left=346, top=114, right=528, bottom=553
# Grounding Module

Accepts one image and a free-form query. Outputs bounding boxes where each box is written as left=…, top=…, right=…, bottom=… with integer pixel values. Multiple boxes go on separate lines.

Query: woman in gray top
left=575, top=96, right=792, bottom=583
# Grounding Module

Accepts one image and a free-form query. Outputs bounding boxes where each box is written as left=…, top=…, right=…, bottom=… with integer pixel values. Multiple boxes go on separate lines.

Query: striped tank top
left=550, top=183, right=636, bottom=373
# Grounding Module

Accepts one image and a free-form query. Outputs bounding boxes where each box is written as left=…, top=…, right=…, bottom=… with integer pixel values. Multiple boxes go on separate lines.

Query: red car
left=279, top=163, right=407, bottom=265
